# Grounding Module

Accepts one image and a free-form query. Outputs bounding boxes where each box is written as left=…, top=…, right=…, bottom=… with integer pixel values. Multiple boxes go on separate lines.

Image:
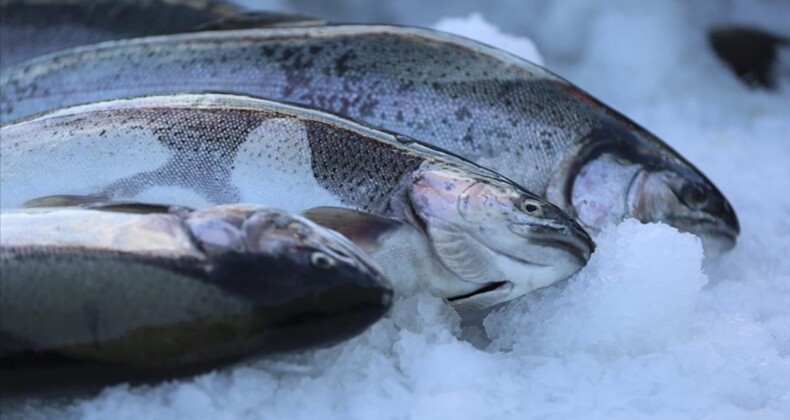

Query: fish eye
left=520, top=199, right=543, bottom=215
left=682, top=183, right=709, bottom=208
left=310, top=252, right=336, bottom=269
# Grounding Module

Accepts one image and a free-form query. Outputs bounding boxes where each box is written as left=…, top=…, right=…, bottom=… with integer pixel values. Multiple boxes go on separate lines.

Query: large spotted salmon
left=0, top=25, right=739, bottom=255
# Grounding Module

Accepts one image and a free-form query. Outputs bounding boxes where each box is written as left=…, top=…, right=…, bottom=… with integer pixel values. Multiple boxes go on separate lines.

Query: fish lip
left=665, top=216, right=738, bottom=255
left=446, top=246, right=574, bottom=302
left=701, top=226, right=738, bottom=244
left=668, top=216, right=739, bottom=244
left=447, top=281, right=510, bottom=302
left=704, top=231, right=737, bottom=253
left=509, top=222, right=594, bottom=265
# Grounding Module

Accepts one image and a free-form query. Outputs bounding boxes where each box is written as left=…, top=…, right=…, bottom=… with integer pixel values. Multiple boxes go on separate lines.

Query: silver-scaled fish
left=0, top=0, right=323, bottom=66
left=0, top=203, right=392, bottom=393
left=0, top=93, right=594, bottom=309
left=0, top=25, right=738, bottom=254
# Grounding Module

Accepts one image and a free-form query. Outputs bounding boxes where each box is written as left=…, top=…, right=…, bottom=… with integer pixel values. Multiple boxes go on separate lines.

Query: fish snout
left=705, top=197, right=740, bottom=255
left=544, top=204, right=596, bottom=263
left=567, top=216, right=596, bottom=260
left=721, top=197, right=740, bottom=237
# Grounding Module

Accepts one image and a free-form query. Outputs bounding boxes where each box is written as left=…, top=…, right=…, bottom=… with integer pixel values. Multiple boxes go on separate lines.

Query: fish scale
left=0, top=29, right=572, bottom=192
left=0, top=93, right=595, bottom=309
left=103, top=108, right=264, bottom=203
left=305, top=122, right=422, bottom=211
left=0, top=26, right=738, bottom=258
left=2, top=103, right=421, bottom=212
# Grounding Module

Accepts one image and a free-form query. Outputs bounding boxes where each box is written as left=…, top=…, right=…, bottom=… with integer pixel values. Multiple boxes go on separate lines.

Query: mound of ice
left=487, top=220, right=708, bottom=356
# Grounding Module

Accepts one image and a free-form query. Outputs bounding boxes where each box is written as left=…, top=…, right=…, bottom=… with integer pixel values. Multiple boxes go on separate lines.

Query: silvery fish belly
left=0, top=0, right=248, bottom=66
left=0, top=93, right=594, bottom=309
left=0, top=25, right=738, bottom=254
left=0, top=203, right=391, bottom=392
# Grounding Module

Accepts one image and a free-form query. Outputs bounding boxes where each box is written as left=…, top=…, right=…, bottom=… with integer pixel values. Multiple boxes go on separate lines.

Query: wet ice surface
left=8, top=0, right=790, bottom=418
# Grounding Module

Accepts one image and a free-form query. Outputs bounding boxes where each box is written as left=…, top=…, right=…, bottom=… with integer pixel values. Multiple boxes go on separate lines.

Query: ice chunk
left=486, top=220, right=708, bottom=356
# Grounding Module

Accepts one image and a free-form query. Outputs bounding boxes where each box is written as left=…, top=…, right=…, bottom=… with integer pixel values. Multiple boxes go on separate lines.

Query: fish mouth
left=447, top=281, right=509, bottom=302
left=444, top=248, right=559, bottom=302
left=668, top=216, right=738, bottom=252
left=697, top=225, right=738, bottom=244
left=533, top=237, right=592, bottom=267
left=501, top=252, right=551, bottom=268
left=509, top=223, right=594, bottom=266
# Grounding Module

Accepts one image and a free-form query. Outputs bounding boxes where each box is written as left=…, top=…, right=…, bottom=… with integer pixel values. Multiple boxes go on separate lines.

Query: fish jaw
left=388, top=161, right=594, bottom=308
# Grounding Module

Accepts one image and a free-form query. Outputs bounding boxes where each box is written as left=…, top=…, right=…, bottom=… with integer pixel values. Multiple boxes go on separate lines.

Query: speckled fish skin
left=0, top=0, right=248, bottom=67
left=0, top=203, right=391, bottom=393
left=0, top=93, right=594, bottom=309
left=0, top=25, right=738, bottom=254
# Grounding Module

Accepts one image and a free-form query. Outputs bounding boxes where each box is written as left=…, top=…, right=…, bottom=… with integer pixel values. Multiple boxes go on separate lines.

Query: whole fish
left=0, top=0, right=323, bottom=66
left=0, top=26, right=738, bottom=254
left=0, top=203, right=391, bottom=393
left=0, top=93, right=594, bottom=309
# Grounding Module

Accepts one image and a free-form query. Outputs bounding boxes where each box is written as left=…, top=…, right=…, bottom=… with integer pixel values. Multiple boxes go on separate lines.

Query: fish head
left=626, top=166, right=739, bottom=256
left=185, top=204, right=392, bottom=347
left=558, top=121, right=740, bottom=257
left=391, top=161, right=594, bottom=308
left=187, top=204, right=391, bottom=290
left=534, top=80, right=740, bottom=257
left=621, top=123, right=740, bottom=256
